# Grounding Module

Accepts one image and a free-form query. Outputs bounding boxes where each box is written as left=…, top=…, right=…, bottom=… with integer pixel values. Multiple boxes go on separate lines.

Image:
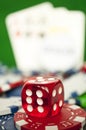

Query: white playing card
left=5, top=2, right=53, bottom=72
left=39, top=8, right=85, bottom=71
left=6, top=3, right=85, bottom=72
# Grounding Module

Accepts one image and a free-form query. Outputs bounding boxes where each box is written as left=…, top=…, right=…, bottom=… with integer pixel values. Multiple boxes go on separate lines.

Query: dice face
left=21, top=76, right=64, bottom=118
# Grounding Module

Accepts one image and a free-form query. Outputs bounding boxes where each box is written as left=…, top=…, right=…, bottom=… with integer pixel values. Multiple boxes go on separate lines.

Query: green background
left=0, top=0, right=86, bottom=67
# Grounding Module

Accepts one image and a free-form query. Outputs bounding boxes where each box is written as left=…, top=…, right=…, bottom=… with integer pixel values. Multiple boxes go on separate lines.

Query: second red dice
left=21, top=76, right=64, bottom=118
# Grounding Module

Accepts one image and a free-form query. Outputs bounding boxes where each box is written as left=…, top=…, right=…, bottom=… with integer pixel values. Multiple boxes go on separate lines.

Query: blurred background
left=0, top=0, right=86, bottom=71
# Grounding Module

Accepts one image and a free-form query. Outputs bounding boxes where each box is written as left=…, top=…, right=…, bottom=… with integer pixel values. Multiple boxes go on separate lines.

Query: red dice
left=21, top=76, right=64, bottom=118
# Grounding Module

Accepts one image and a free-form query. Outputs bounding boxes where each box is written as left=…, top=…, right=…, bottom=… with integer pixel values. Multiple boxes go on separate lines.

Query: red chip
left=14, top=103, right=86, bottom=130
left=21, top=76, right=64, bottom=118
left=80, top=63, right=86, bottom=73
left=0, top=80, right=24, bottom=94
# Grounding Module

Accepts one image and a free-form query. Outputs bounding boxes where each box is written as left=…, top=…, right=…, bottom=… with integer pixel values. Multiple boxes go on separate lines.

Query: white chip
left=0, top=97, right=22, bottom=116
left=73, top=116, right=86, bottom=127
left=69, top=105, right=80, bottom=110
left=68, top=98, right=76, bottom=104
left=0, top=107, right=11, bottom=115
left=46, top=125, right=58, bottom=130
left=16, top=120, right=28, bottom=130
left=1, top=84, right=10, bottom=91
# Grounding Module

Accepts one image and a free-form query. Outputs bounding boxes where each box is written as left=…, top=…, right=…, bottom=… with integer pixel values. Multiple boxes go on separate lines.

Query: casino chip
left=5, top=86, right=22, bottom=97
left=14, top=103, right=86, bottom=130
left=65, top=98, right=81, bottom=106
left=0, top=97, right=22, bottom=116
left=63, top=72, right=86, bottom=100
left=0, top=114, right=17, bottom=130
left=0, top=80, right=24, bottom=94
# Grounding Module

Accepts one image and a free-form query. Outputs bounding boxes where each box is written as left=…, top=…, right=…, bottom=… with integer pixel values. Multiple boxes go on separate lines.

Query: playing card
left=40, top=8, right=85, bottom=71
left=5, top=2, right=53, bottom=72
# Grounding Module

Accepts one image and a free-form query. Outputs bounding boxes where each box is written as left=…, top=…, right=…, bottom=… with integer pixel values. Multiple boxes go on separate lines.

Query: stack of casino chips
left=0, top=63, right=86, bottom=99
left=0, top=64, right=86, bottom=130
left=0, top=97, right=21, bottom=130
left=14, top=76, right=86, bottom=130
